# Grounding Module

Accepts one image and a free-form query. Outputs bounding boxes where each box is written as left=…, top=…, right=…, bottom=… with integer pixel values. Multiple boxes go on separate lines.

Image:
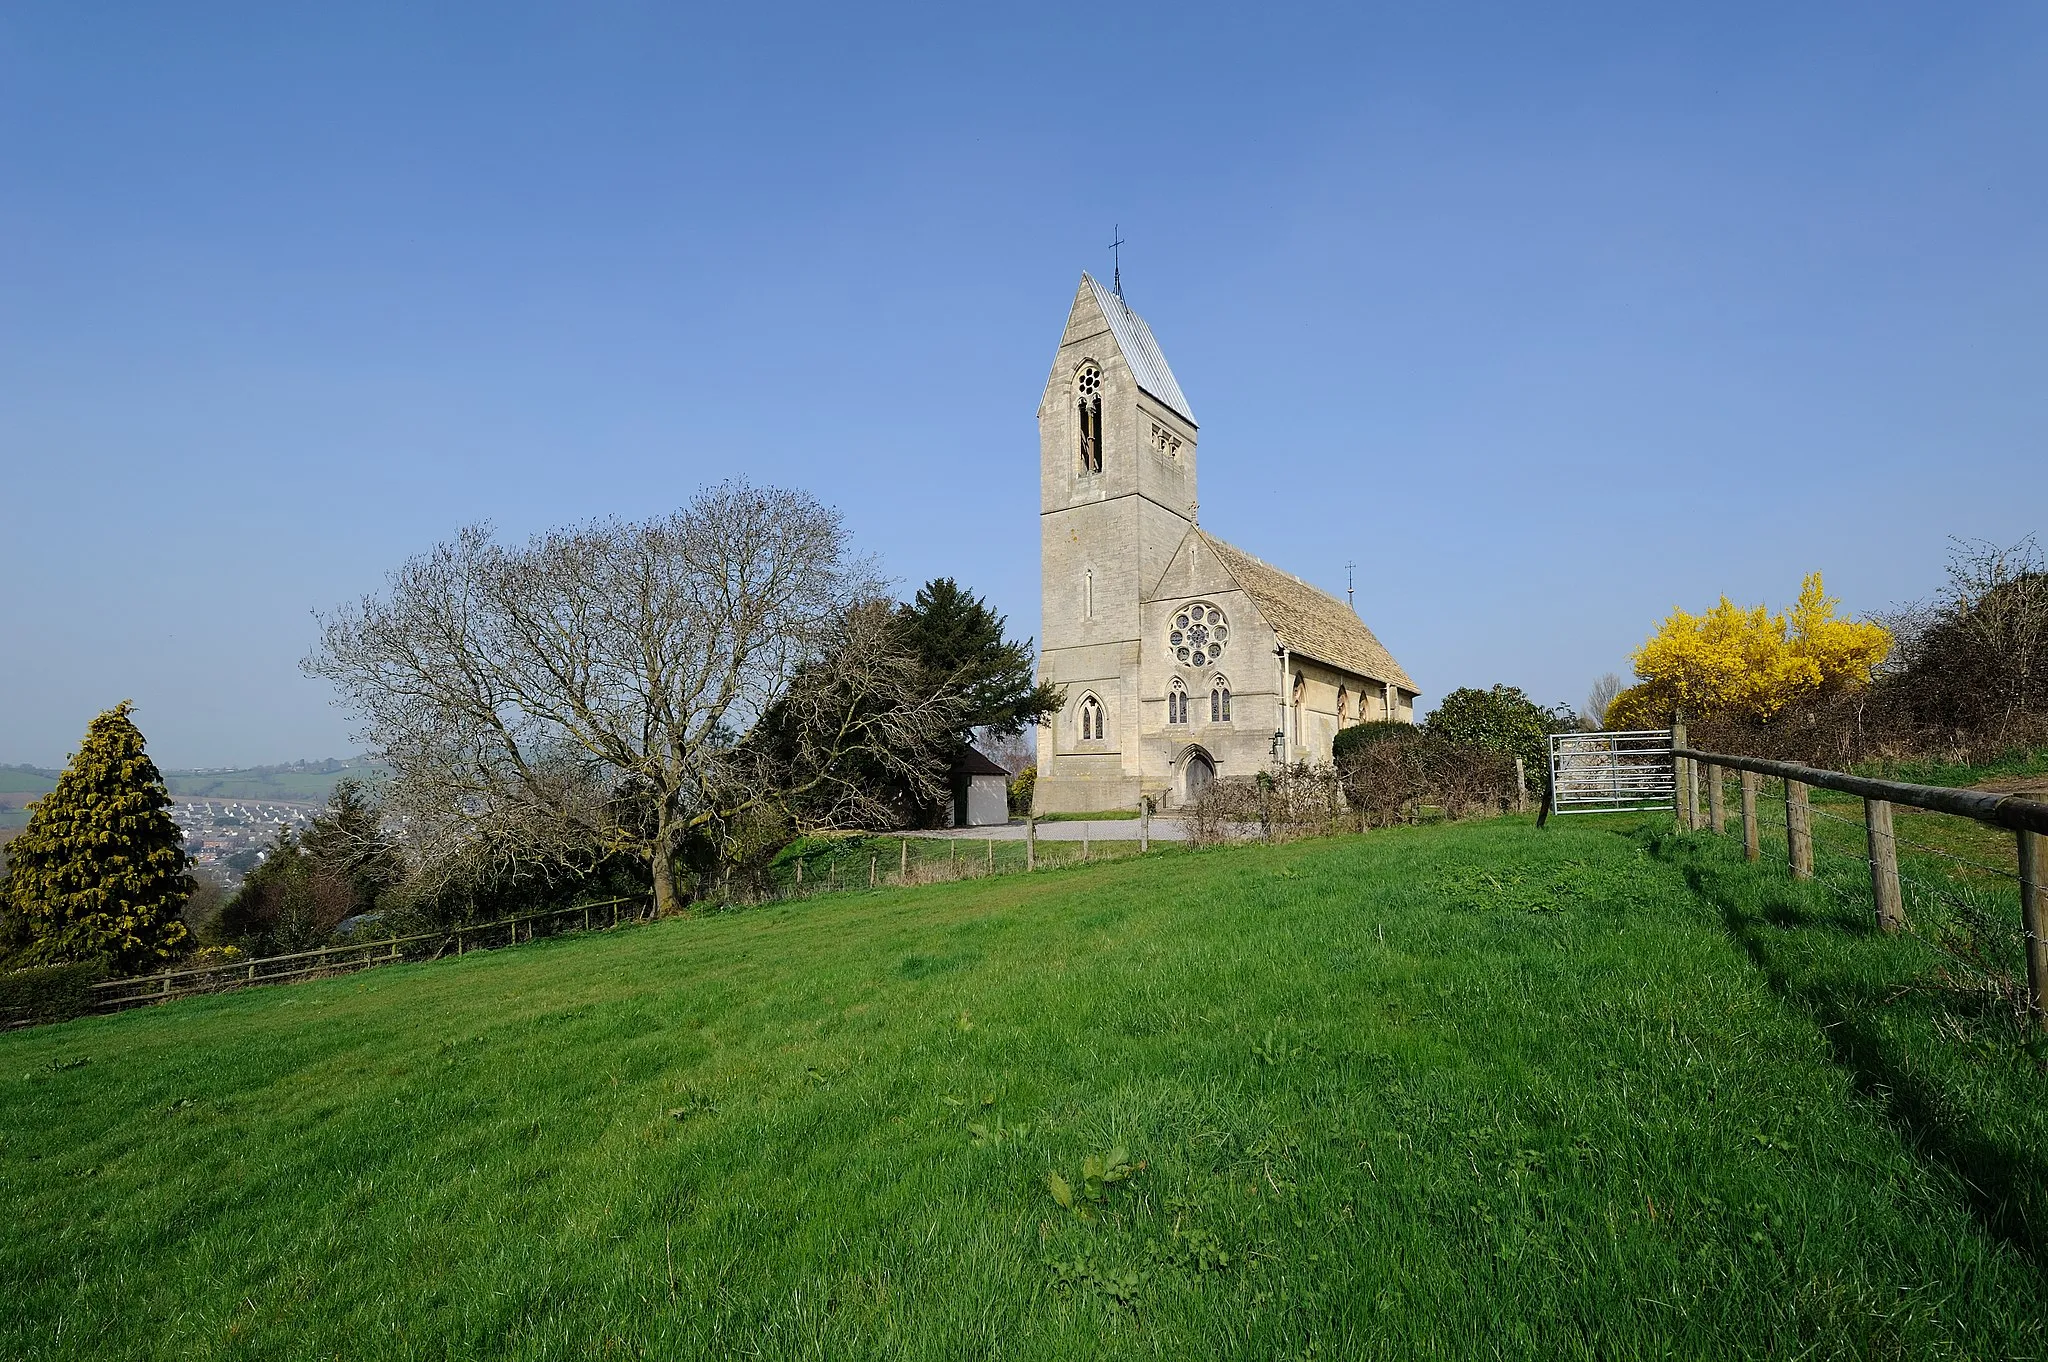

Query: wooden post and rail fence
left=1669, top=743, right=2048, bottom=1028
left=85, top=897, right=648, bottom=1016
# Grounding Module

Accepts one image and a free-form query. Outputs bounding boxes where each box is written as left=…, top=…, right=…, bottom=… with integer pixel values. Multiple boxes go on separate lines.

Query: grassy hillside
left=163, top=760, right=379, bottom=802
left=0, top=759, right=377, bottom=804
left=0, top=766, right=57, bottom=795
left=3, top=820, right=2041, bottom=1359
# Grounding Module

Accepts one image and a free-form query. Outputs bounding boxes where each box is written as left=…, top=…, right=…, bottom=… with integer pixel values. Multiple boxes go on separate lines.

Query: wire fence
left=710, top=823, right=1211, bottom=908
left=86, top=826, right=1206, bottom=1019
left=1674, top=748, right=2048, bottom=1029
left=90, top=897, right=649, bottom=1014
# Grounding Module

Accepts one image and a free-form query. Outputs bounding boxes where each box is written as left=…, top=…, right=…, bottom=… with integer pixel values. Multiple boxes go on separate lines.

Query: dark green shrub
left=0, top=960, right=106, bottom=1027
left=1, top=702, right=192, bottom=972
left=1332, top=721, right=1422, bottom=764
left=1422, top=685, right=1578, bottom=795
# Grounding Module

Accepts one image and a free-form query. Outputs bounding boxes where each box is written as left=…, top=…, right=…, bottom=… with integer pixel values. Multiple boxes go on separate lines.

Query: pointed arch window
left=1167, top=678, right=1189, bottom=726
left=1078, top=693, right=1105, bottom=743
left=1211, top=676, right=1231, bottom=723
left=1076, top=364, right=1103, bottom=474
left=1336, top=685, right=1350, bottom=723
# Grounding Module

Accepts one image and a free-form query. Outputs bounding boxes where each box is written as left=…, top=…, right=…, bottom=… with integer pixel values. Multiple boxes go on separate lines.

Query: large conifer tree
left=2, top=702, right=192, bottom=971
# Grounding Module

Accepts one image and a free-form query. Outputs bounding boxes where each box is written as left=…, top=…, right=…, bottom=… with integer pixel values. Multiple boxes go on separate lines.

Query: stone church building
left=1033, top=273, right=1418, bottom=814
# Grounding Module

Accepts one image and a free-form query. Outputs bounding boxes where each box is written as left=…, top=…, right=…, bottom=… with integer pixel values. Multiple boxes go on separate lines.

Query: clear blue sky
left=3, top=3, right=2043, bottom=768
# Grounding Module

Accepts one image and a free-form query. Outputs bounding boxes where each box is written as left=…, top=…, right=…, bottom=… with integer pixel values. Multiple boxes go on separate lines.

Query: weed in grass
left=666, top=1090, right=719, bottom=1122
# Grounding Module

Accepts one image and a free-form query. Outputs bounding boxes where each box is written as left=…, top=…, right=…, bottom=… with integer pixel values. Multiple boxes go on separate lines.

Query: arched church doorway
left=1182, top=748, right=1216, bottom=803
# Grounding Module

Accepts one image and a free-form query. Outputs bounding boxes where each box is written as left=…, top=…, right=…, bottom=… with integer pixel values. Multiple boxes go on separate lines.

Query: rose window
left=1169, top=602, right=1228, bottom=668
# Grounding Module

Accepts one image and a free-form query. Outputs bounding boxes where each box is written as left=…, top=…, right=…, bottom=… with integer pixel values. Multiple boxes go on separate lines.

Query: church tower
left=1033, top=273, right=1200, bottom=813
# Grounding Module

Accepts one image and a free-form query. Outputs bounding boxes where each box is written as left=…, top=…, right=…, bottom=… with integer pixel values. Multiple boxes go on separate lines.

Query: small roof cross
left=1108, top=225, right=1126, bottom=297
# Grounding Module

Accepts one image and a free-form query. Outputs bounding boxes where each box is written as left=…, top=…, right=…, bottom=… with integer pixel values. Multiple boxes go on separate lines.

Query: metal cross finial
left=1109, top=225, right=1126, bottom=297
left=1346, top=561, right=1356, bottom=612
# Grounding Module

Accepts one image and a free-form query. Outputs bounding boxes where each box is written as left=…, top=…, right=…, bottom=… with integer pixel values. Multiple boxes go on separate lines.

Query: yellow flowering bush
left=1606, top=574, right=1891, bottom=729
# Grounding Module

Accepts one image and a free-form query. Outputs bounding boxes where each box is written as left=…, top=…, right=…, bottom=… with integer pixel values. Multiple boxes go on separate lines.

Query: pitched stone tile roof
left=1082, top=272, right=1196, bottom=426
left=1204, top=533, right=1417, bottom=693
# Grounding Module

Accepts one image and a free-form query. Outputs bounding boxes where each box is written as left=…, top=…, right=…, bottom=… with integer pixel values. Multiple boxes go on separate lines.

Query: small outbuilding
left=949, top=747, right=1012, bottom=828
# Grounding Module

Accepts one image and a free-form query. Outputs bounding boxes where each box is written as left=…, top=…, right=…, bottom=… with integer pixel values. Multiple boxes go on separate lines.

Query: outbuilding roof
left=1082, top=272, right=1196, bottom=426
left=951, top=746, right=1012, bottom=778
left=1203, top=533, right=1418, bottom=693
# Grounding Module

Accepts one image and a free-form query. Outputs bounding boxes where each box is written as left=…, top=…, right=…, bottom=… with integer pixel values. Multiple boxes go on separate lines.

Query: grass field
left=771, top=829, right=1149, bottom=896
left=0, top=760, right=372, bottom=805
left=162, top=764, right=372, bottom=802
left=4, top=818, right=2043, bottom=1359
left=1033, top=810, right=1142, bottom=822
left=0, top=767, right=58, bottom=796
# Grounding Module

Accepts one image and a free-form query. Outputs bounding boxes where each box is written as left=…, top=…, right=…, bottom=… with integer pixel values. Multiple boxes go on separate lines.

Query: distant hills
left=160, top=757, right=387, bottom=802
left=0, top=757, right=385, bottom=828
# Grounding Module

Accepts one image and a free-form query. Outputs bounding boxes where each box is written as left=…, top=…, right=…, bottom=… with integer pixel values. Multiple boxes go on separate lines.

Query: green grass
left=1644, top=820, right=2048, bottom=1261
left=0, top=767, right=57, bottom=796
left=162, top=766, right=361, bottom=802
left=767, top=830, right=1147, bottom=896
left=1033, top=809, right=1142, bottom=822
left=1, top=761, right=386, bottom=803
left=3, top=821, right=2043, bottom=1359
left=1852, top=744, right=2048, bottom=790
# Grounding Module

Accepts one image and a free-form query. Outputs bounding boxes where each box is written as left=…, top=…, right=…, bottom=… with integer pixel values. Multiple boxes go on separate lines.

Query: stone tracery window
left=1336, top=685, right=1350, bottom=722
left=1211, top=677, right=1231, bottom=723
left=1150, top=421, right=1182, bottom=458
left=1168, top=602, right=1229, bottom=668
left=1078, top=693, right=1104, bottom=743
left=1167, top=678, right=1188, bottom=725
left=1076, top=364, right=1102, bottom=474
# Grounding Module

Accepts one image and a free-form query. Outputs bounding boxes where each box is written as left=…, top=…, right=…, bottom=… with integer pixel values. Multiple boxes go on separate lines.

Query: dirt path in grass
left=1968, top=774, right=2048, bottom=797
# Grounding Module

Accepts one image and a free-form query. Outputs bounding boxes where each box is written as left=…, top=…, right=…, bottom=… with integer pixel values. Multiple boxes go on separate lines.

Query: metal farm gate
left=1545, top=729, right=1676, bottom=816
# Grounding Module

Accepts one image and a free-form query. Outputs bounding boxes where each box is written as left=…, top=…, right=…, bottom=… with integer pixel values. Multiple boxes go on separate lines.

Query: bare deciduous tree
left=1881, top=536, right=2048, bottom=753
left=1583, top=672, right=1623, bottom=730
left=305, top=482, right=963, bottom=916
left=1942, top=536, right=2048, bottom=739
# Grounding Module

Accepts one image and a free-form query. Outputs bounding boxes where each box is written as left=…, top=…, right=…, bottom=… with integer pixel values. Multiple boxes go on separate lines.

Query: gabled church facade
left=1033, top=274, right=1418, bottom=814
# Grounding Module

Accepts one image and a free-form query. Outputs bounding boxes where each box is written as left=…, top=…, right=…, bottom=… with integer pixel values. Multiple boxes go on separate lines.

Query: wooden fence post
left=1705, top=763, right=1725, bottom=834
left=1740, top=771, right=1760, bottom=862
left=1514, top=757, right=1528, bottom=815
left=869, top=853, right=877, bottom=888
left=1140, top=802, right=1150, bottom=853
left=2019, top=829, right=2046, bottom=1030
left=1026, top=817, right=1037, bottom=871
left=1670, top=719, right=1691, bottom=829
left=795, top=859, right=803, bottom=892
left=1865, top=798, right=1904, bottom=933
left=1785, top=779, right=1814, bottom=881
left=986, top=838, right=994, bottom=875
left=900, top=838, right=908, bottom=883
left=1082, top=829, right=1089, bottom=862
